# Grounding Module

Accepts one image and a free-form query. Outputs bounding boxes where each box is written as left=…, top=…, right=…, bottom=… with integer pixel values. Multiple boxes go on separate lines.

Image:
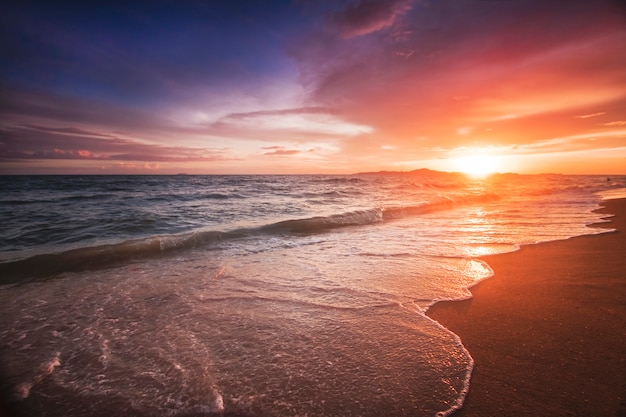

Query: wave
left=303, top=190, right=358, bottom=198
left=0, top=230, right=237, bottom=283
left=313, top=176, right=367, bottom=184
left=382, top=193, right=500, bottom=219
left=203, top=192, right=240, bottom=199
left=0, top=193, right=500, bottom=282
left=261, top=208, right=383, bottom=233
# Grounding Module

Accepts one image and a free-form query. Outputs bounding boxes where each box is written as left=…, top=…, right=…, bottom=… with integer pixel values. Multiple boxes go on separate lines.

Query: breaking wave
left=0, top=194, right=500, bottom=282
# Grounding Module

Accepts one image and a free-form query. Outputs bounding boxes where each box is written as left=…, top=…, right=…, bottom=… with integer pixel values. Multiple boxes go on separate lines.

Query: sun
left=452, top=153, right=502, bottom=178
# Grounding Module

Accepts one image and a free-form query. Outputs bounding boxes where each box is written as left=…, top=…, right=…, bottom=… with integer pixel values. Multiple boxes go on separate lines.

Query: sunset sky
left=1, top=0, right=625, bottom=175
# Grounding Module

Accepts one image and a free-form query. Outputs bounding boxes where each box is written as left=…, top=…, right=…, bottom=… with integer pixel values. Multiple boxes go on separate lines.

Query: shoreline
left=428, top=198, right=626, bottom=416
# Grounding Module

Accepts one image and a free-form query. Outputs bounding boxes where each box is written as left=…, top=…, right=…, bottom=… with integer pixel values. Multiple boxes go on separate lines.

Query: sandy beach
left=428, top=198, right=626, bottom=417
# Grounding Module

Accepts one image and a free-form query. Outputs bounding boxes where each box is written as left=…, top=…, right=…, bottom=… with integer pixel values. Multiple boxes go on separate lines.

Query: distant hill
left=355, top=168, right=464, bottom=176
left=354, top=168, right=522, bottom=178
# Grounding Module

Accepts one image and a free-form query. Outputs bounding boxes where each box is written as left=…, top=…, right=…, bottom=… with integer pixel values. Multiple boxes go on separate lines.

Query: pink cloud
left=292, top=0, right=626, bottom=160
left=262, top=146, right=302, bottom=156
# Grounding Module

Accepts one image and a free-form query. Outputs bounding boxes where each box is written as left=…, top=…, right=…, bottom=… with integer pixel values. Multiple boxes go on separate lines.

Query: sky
left=1, top=0, right=625, bottom=175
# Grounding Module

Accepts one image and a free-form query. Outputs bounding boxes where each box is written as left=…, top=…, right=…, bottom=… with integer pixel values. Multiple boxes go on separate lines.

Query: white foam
left=13, top=351, right=62, bottom=400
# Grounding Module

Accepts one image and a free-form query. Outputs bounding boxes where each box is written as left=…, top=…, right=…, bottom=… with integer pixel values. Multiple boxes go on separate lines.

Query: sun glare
left=452, top=154, right=502, bottom=178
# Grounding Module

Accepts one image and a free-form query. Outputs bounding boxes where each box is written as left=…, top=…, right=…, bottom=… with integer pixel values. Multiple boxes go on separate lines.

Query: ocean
left=0, top=172, right=623, bottom=417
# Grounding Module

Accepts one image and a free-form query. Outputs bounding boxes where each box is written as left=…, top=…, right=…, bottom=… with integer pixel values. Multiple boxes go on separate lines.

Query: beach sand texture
left=428, top=198, right=626, bottom=417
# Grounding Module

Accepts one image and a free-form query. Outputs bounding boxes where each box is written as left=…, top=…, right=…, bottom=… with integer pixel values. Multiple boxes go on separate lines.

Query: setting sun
left=451, top=154, right=502, bottom=178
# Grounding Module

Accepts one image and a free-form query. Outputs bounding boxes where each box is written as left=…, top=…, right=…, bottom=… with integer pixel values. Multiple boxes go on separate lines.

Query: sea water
left=0, top=172, right=623, bottom=417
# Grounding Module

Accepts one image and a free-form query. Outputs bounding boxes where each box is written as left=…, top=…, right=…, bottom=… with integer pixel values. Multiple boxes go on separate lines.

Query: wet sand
left=428, top=198, right=626, bottom=416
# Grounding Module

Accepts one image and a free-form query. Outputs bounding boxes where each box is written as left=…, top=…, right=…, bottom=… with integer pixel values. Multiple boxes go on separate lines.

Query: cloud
left=220, top=106, right=333, bottom=121
left=262, top=146, right=302, bottom=156
left=19, top=124, right=117, bottom=139
left=2, top=0, right=626, bottom=174
left=0, top=124, right=231, bottom=163
left=210, top=107, right=373, bottom=137
left=291, top=0, right=626, bottom=161
left=508, top=130, right=626, bottom=155
left=575, top=112, right=606, bottom=119
left=330, top=0, right=414, bottom=38
left=0, top=86, right=168, bottom=134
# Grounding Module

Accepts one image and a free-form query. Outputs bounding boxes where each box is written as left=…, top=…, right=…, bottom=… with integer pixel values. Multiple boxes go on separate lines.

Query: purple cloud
left=0, top=125, right=231, bottom=163
left=330, top=0, right=414, bottom=38
left=0, top=86, right=168, bottom=132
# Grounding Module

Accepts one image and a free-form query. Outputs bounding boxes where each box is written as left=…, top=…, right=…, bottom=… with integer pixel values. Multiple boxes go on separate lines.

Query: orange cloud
left=575, top=112, right=606, bottom=119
